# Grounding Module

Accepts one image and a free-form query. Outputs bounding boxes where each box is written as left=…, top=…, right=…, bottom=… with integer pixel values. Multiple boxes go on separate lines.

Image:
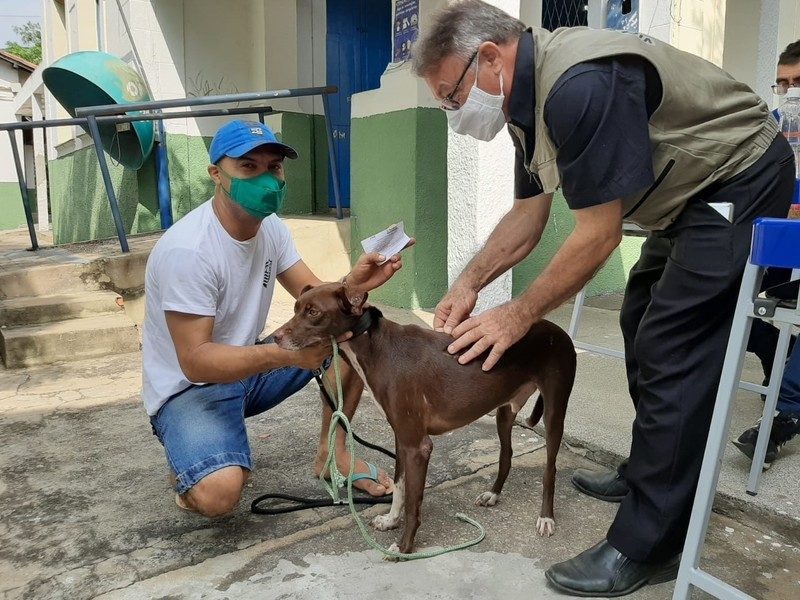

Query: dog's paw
left=536, top=516, right=555, bottom=537
left=382, top=542, right=402, bottom=561
left=372, top=514, right=401, bottom=531
left=475, top=491, right=500, bottom=507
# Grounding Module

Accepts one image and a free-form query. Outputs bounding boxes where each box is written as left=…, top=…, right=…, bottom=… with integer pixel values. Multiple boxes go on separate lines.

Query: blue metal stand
left=154, top=117, right=172, bottom=230
left=673, top=218, right=800, bottom=600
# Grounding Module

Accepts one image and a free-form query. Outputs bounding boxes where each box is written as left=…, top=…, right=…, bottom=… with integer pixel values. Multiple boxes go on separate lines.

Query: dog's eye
left=307, top=307, right=320, bottom=317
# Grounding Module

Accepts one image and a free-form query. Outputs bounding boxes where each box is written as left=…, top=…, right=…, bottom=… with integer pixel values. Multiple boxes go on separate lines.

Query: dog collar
left=350, top=307, right=382, bottom=338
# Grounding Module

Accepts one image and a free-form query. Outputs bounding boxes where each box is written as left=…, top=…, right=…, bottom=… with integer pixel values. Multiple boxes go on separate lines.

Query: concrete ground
left=1, top=226, right=799, bottom=599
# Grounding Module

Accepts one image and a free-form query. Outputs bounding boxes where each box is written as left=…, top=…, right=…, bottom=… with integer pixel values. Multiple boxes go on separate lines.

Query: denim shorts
left=149, top=359, right=325, bottom=494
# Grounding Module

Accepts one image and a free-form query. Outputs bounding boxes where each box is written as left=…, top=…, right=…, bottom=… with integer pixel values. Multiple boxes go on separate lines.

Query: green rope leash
left=317, top=337, right=486, bottom=561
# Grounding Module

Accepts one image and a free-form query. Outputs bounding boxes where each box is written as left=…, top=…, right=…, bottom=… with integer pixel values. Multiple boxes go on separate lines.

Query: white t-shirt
left=141, top=199, right=301, bottom=416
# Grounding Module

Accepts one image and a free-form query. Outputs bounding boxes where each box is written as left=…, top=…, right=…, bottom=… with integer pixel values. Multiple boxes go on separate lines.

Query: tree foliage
left=4, top=21, right=42, bottom=65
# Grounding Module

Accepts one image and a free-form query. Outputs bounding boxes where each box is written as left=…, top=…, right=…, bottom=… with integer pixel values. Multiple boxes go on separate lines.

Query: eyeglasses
left=772, top=82, right=800, bottom=95
left=440, top=50, right=478, bottom=111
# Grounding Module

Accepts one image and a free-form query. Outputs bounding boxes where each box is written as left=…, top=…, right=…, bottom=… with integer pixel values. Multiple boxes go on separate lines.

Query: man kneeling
left=142, top=120, right=406, bottom=516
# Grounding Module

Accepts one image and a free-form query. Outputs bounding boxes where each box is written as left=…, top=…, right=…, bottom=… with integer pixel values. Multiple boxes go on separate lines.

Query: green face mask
left=218, top=167, right=286, bottom=219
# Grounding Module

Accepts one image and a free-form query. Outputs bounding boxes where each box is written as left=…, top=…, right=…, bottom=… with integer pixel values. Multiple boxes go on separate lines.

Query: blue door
left=326, top=0, right=391, bottom=208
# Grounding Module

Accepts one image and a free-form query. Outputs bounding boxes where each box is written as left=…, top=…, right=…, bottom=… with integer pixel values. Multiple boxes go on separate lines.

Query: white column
left=777, top=0, right=800, bottom=50
left=447, top=0, right=518, bottom=313
left=519, top=0, right=542, bottom=28
left=296, top=0, right=327, bottom=116
left=263, top=0, right=301, bottom=113
left=754, top=0, right=781, bottom=104
left=639, top=0, right=673, bottom=43
left=32, top=96, right=50, bottom=232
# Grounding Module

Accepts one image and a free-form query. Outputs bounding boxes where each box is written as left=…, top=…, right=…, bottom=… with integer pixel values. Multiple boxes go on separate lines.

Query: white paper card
left=709, top=202, right=734, bottom=222
left=360, top=221, right=411, bottom=264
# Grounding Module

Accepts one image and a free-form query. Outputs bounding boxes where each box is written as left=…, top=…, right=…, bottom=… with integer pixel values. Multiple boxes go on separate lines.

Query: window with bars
left=541, top=0, right=589, bottom=31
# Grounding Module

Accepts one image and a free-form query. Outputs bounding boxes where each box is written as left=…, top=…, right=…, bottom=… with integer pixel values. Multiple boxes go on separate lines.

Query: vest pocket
left=623, top=159, right=676, bottom=220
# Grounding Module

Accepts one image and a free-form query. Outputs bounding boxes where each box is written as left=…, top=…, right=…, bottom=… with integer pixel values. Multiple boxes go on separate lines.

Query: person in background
left=735, top=342, right=800, bottom=468
left=734, top=39, right=800, bottom=468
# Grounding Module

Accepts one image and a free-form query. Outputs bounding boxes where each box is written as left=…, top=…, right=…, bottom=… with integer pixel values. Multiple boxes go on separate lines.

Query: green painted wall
left=46, top=112, right=326, bottom=244
left=312, top=114, right=331, bottom=214
left=48, top=146, right=159, bottom=244
left=351, top=108, right=448, bottom=309
left=161, top=134, right=215, bottom=220
left=279, top=111, right=328, bottom=214
left=511, top=191, right=644, bottom=297
left=0, top=183, right=35, bottom=231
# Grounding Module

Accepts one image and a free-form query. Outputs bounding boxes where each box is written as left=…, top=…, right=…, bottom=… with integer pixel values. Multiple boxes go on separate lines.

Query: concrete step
left=0, top=262, right=99, bottom=298
left=0, top=313, right=140, bottom=369
left=0, top=291, right=124, bottom=326
left=0, top=250, right=148, bottom=299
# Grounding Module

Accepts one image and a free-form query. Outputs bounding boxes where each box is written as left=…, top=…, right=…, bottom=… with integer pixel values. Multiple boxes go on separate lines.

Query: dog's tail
left=525, top=394, right=544, bottom=428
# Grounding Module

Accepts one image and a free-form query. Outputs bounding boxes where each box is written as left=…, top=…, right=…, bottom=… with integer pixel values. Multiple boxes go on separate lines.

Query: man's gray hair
left=411, top=0, right=525, bottom=77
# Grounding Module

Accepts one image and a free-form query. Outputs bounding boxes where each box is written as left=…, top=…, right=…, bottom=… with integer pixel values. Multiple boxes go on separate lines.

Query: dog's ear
left=299, top=284, right=315, bottom=297
left=337, top=287, right=369, bottom=316
left=346, top=289, right=368, bottom=315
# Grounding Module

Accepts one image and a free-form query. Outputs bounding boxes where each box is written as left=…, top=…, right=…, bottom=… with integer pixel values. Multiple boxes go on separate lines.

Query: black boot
left=545, top=539, right=680, bottom=597
left=732, top=412, right=800, bottom=468
left=572, top=468, right=629, bottom=502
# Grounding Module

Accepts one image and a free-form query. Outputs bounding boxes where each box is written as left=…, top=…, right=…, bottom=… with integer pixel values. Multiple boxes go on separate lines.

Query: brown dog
left=273, top=282, right=576, bottom=555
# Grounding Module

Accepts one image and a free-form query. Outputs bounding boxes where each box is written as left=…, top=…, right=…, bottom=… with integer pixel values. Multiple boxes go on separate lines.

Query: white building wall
left=755, top=0, right=784, bottom=105
left=445, top=0, right=518, bottom=313
left=0, top=62, right=24, bottom=186
left=639, top=0, right=673, bottom=43
left=0, top=63, right=34, bottom=186
left=296, top=0, right=328, bottom=116
left=722, top=0, right=761, bottom=89
left=43, top=0, right=72, bottom=151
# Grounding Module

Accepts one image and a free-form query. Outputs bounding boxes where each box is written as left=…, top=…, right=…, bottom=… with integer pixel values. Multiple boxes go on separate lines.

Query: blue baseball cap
left=209, top=120, right=298, bottom=164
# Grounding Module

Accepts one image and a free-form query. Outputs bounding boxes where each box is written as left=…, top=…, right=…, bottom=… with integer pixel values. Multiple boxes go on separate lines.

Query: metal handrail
left=2, top=85, right=342, bottom=252
left=0, top=105, right=276, bottom=131
left=74, top=86, right=338, bottom=115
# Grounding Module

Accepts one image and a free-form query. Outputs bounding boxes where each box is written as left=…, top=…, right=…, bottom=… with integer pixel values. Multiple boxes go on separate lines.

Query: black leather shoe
left=572, top=468, right=629, bottom=502
left=545, top=540, right=680, bottom=597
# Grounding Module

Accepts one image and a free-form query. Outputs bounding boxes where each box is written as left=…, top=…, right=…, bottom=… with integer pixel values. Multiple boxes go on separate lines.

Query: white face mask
left=446, top=58, right=506, bottom=141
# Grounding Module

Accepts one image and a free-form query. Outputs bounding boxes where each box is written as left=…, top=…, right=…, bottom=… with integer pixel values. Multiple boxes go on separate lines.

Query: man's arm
left=517, top=199, right=622, bottom=323
left=166, top=311, right=331, bottom=384
left=435, top=193, right=553, bottom=332
left=277, top=244, right=416, bottom=300
left=449, top=199, right=622, bottom=370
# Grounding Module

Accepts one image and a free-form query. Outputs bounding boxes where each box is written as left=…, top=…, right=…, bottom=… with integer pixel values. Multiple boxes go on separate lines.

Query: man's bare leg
left=314, top=357, right=393, bottom=496
left=172, top=466, right=250, bottom=516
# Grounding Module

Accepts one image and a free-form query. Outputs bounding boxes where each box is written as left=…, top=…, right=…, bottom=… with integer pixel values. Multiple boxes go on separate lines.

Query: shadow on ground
left=2, top=367, right=799, bottom=599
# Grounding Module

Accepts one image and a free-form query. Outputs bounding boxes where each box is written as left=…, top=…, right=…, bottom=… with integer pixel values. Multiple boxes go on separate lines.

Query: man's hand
left=446, top=300, right=534, bottom=372
left=433, top=284, right=479, bottom=334
left=347, top=238, right=416, bottom=291
left=281, top=331, right=353, bottom=370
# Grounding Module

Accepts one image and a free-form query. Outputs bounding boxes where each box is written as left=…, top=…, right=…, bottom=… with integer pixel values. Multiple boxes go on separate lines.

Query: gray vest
left=509, top=27, right=777, bottom=230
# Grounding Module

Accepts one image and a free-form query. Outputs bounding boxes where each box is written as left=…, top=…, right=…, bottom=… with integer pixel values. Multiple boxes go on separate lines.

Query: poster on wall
left=393, top=0, right=419, bottom=63
left=607, top=0, right=639, bottom=32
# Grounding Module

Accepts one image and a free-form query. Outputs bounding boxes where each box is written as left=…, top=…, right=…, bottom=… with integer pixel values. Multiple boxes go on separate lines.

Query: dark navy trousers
left=607, top=134, right=796, bottom=562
